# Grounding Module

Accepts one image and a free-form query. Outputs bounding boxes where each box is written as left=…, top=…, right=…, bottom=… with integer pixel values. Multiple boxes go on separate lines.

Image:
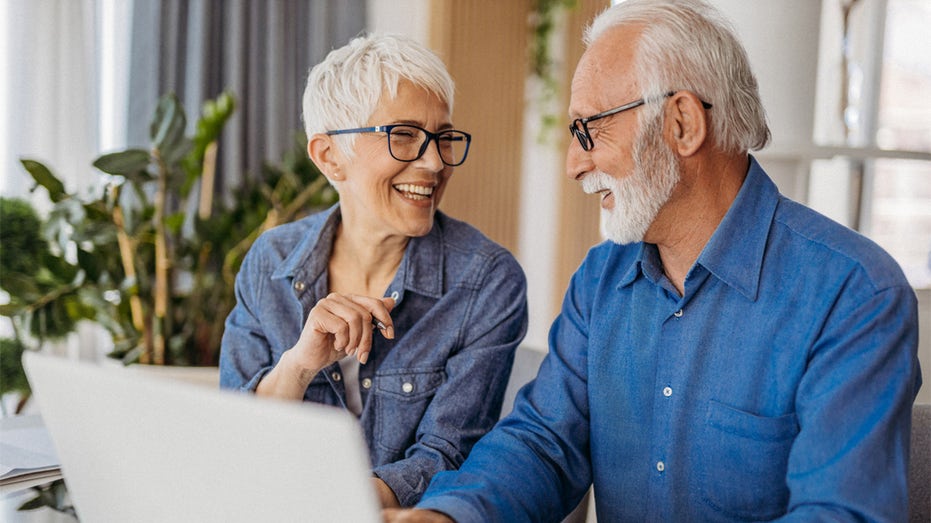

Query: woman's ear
left=664, top=91, right=708, bottom=157
left=307, top=133, right=343, bottom=181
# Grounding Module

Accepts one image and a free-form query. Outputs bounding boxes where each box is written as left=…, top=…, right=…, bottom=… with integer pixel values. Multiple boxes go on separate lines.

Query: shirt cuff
left=372, top=462, right=428, bottom=508
left=416, top=495, right=486, bottom=523
left=240, top=366, right=273, bottom=392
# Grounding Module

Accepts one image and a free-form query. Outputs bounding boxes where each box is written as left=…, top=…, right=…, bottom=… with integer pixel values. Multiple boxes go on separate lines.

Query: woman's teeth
left=394, top=183, right=434, bottom=200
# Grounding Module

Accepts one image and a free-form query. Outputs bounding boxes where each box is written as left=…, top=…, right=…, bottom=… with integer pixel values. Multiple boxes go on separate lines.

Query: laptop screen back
left=23, top=351, right=381, bottom=523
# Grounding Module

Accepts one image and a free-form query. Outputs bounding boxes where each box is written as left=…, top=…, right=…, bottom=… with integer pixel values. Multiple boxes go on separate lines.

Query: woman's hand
left=373, top=477, right=401, bottom=509
left=296, top=293, right=395, bottom=367
left=256, top=294, right=394, bottom=399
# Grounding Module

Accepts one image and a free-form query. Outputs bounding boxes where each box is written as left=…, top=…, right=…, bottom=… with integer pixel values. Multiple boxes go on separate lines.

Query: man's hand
left=382, top=508, right=455, bottom=523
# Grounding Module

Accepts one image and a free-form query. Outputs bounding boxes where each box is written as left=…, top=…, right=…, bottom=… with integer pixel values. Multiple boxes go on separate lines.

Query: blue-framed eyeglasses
left=569, top=91, right=713, bottom=151
left=326, top=124, right=472, bottom=167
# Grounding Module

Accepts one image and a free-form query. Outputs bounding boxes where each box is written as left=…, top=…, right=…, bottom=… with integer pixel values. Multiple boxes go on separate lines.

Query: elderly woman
left=218, top=34, right=528, bottom=508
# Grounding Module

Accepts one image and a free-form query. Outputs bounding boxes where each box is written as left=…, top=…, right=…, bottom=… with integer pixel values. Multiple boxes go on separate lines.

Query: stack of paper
left=0, top=414, right=62, bottom=494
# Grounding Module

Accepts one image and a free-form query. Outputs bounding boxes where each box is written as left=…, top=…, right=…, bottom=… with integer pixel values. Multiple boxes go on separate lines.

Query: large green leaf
left=93, top=149, right=151, bottom=176
left=150, top=93, right=187, bottom=158
left=21, top=159, right=67, bottom=202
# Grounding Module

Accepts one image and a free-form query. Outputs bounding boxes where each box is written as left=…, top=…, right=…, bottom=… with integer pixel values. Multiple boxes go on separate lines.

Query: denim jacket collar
left=270, top=204, right=445, bottom=300
left=619, top=155, right=777, bottom=301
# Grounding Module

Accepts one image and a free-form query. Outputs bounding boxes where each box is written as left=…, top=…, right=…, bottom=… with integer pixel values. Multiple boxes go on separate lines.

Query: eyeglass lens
left=570, top=121, right=593, bottom=151
left=387, top=125, right=469, bottom=166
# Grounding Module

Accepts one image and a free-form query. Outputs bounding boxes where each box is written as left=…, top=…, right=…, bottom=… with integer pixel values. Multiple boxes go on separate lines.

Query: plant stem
left=152, top=150, right=170, bottom=365
left=110, top=185, right=151, bottom=363
left=198, top=141, right=218, bottom=219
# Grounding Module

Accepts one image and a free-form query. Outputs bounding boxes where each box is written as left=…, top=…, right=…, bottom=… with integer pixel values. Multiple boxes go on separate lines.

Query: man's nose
left=565, top=139, right=594, bottom=182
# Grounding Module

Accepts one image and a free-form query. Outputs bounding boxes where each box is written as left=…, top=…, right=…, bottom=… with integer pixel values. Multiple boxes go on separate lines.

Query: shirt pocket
left=372, top=367, right=446, bottom=453
left=699, top=399, right=799, bottom=521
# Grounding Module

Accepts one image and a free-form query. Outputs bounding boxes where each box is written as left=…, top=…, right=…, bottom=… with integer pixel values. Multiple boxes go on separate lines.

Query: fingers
left=362, top=295, right=396, bottom=340
left=346, top=295, right=395, bottom=365
left=307, top=294, right=372, bottom=356
left=303, top=294, right=396, bottom=366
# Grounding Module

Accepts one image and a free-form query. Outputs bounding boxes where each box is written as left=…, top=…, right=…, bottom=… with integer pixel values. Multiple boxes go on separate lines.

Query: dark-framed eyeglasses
left=569, top=91, right=713, bottom=151
left=326, top=124, right=472, bottom=167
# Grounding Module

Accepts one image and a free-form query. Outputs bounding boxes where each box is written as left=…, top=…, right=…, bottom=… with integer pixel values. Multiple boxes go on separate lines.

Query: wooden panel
left=428, top=1, right=531, bottom=253
left=554, top=1, right=610, bottom=308
left=427, top=1, right=609, bottom=320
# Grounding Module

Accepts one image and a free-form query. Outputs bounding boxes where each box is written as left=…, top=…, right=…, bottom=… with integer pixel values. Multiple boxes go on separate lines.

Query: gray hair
left=585, top=0, right=771, bottom=153
left=302, top=33, right=455, bottom=156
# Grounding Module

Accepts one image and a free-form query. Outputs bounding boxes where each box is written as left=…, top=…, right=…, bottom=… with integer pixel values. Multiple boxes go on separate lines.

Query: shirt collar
left=618, top=155, right=778, bottom=301
left=695, top=155, right=778, bottom=301
left=271, top=204, right=445, bottom=300
left=272, top=204, right=340, bottom=283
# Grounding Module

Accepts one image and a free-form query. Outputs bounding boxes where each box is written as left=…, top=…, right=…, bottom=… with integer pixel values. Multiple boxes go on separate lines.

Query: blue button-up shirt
left=418, top=158, right=921, bottom=522
left=219, top=205, right=528, bottom=506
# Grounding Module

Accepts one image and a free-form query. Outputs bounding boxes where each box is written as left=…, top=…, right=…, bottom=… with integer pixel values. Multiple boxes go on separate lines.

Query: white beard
left=582, top=116, right=681, bottom=245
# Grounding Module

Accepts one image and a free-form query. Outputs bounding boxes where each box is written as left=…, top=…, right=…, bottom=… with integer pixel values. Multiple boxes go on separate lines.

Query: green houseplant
left=0, top=91, right=336, bottom=378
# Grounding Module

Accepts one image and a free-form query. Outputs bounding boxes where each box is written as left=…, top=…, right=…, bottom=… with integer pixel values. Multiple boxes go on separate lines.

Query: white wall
left=714, top=0, right=822, bottom=203
left=365, top=0, right=430, bottom=45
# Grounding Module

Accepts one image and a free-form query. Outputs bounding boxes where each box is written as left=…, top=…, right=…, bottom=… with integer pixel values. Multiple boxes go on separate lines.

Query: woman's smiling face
left=334, top=80, right=456, bottom=239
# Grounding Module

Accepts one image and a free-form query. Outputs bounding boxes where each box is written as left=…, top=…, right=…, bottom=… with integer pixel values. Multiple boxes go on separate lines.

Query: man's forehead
left=569, top=32, right=639, bottom=115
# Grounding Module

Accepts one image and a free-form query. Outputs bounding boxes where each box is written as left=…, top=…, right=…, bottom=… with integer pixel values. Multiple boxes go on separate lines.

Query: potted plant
left=1, top=91, right=337, bottom=396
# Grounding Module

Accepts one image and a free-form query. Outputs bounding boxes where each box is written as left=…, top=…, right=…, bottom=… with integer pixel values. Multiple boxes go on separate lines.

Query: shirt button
left=673, top=309, right=683, bottom=318
left=663, top=386, right=673, bottom=397
left=401, top=382, right=414, bottom=393
left=362, top=378, right=372, bottom=389
left=656, top=461, right=665, bottom=472
left=293, top=281, right=306, bottom=292
left=330, top=371, right=341, bottom=382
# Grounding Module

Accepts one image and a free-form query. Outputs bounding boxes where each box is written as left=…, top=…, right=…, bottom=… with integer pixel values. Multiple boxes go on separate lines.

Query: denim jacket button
left=402, top=382, right=414, bottom=393
left=331, top=371, right=342, bottom=382
left=293, top=281, right=306, bottom=292
left=362, top=378, right=372, bottom=389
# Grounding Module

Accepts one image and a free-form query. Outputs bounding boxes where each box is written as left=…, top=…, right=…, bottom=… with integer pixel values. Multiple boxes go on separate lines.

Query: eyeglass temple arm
left=664, top=91, right=713, bottom=109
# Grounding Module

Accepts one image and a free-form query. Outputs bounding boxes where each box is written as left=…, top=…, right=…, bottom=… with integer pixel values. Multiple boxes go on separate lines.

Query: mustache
left=581, top=170, right=614, bottom=194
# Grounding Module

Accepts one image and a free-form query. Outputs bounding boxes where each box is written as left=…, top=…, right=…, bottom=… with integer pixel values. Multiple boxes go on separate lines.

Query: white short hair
left=585, top=0, right=771, bottom=153
left=302, top=33, right=455, bottom=157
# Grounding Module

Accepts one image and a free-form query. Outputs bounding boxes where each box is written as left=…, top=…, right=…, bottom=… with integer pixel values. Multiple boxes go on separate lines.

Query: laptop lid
left=22, top=351, right=381, bottom=523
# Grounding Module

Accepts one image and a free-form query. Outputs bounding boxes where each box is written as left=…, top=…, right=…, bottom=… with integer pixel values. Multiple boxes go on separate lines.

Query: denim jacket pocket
left=699, top=399, right=799, bottom=521
left=372, top=367, right=446, bottom=453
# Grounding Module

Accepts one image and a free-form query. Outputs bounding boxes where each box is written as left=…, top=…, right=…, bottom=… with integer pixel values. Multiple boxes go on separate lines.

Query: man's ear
left=307, top=133, right=343, bottom=181
left=664, top=91, right=708, bottom=157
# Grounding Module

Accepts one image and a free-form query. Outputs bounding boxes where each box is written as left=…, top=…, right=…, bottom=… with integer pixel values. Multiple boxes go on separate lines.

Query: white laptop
left=22, top=351, right=381, bottom=523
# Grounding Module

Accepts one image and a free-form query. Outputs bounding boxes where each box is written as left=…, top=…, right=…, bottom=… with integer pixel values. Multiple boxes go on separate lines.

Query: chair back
left=911, top=402, right=931, bottom=522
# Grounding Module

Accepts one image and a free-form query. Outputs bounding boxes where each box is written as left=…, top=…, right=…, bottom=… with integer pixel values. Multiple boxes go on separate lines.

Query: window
left=863, top=0, right=931, bottom=288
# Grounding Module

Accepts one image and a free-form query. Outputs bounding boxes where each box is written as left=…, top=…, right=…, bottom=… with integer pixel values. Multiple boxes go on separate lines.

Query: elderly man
left=385, top=0, right=922, bottom=521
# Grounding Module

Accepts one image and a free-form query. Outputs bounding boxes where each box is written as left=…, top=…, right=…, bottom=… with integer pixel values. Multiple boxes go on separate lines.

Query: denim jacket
left=219, top=205, right=528, bottom=506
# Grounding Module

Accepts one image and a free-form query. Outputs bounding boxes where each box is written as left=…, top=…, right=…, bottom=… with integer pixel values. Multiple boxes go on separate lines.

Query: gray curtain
left=126, top=0, right=365, bottom=197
